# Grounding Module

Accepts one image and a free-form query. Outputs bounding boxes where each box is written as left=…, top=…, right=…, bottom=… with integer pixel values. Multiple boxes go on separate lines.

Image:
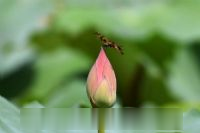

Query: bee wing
left=116, top=45, right=124, bottom=55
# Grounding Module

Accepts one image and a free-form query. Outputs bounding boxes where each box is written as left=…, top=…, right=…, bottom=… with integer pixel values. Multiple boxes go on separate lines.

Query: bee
left=95, top=32, right=124, bottom=55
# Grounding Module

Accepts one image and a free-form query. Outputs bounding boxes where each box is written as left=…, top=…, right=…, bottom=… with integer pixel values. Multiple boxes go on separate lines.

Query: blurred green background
left=1, top=0, right=200, bottom=109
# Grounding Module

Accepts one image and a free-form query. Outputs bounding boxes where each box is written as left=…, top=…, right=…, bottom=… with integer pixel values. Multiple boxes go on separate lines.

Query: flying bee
left=95, top=32, right=124, bottom=55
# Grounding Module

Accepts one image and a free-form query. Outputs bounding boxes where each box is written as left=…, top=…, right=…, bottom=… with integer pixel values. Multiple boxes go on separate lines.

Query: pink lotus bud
left=86, top=48, right=116, bottom=107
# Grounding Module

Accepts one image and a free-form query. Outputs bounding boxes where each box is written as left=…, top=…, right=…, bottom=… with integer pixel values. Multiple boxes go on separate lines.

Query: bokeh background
left=1, top=0, right=200, bottom=109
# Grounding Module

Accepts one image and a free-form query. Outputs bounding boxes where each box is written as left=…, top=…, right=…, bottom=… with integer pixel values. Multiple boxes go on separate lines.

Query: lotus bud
left=86, top=48, right=116, bottom=107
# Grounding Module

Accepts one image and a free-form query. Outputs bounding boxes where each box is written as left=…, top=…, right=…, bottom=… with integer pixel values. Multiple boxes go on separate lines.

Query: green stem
left=98, top=109, right=106, bottom=133
left=98, top=130, right=105, bottom=133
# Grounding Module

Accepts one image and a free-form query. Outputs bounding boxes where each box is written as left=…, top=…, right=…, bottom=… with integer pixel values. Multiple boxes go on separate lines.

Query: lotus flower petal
left=86, top=48, right=116, bottom=107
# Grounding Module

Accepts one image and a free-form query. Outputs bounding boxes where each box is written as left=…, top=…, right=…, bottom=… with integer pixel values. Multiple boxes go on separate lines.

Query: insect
left=95, top=32, right=124, bottom=55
